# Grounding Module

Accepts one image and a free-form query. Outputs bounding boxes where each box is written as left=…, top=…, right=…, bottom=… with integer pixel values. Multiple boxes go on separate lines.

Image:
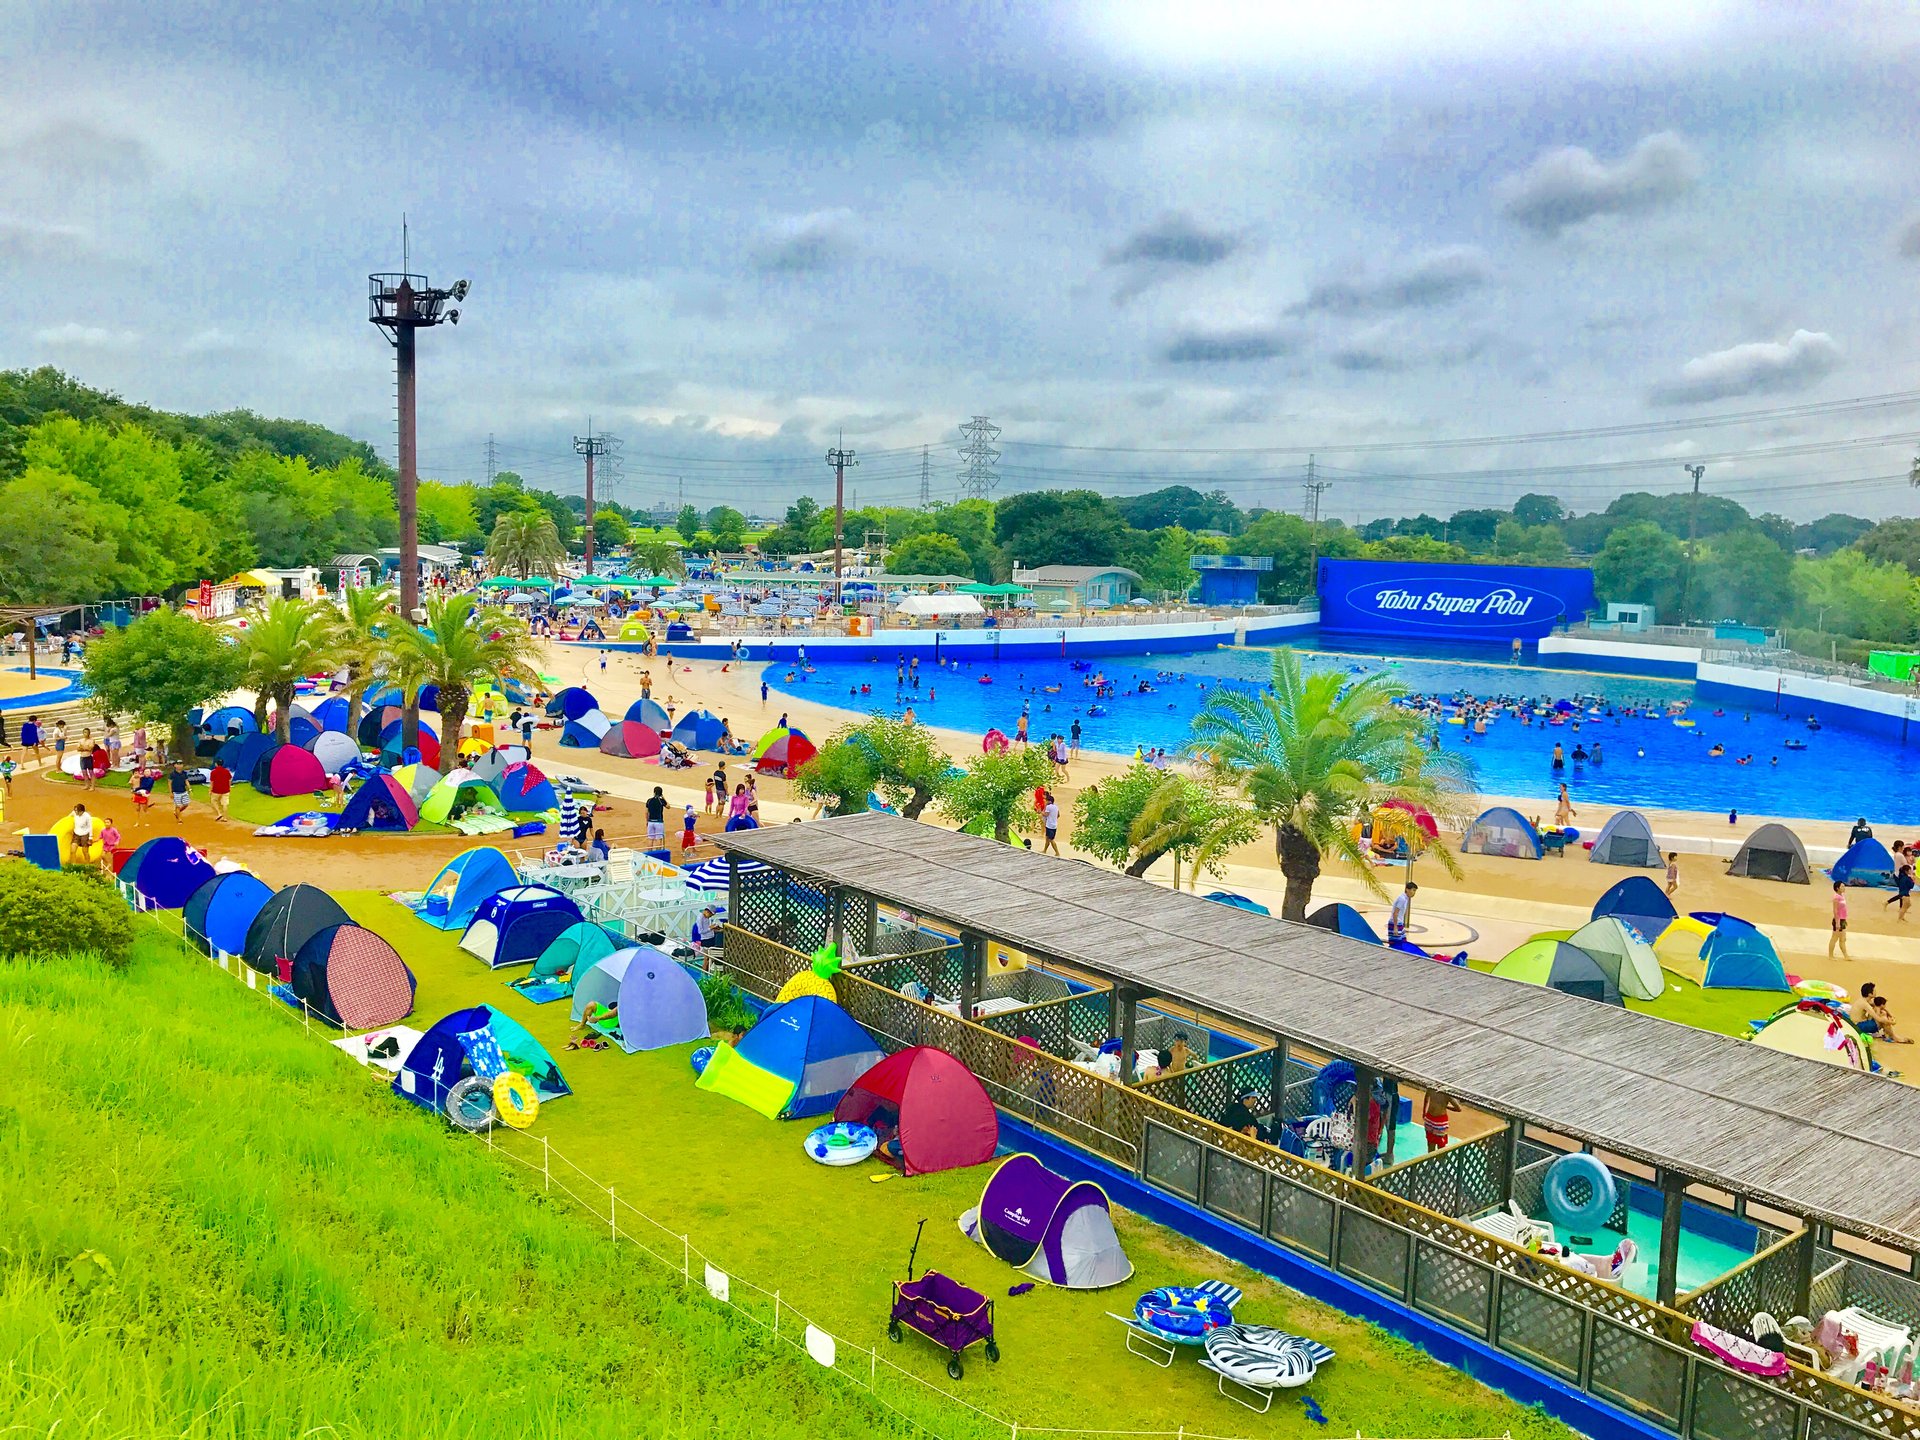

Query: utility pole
left=1681, top=463, right=1705, bottom=622
left=368, top=232, right=467, bottom=748
left=485, top=433, right=497, bottom=485
left=574, top=422, right=610, bottom=573
left=918, top=445, right=933, bottom=509
left=958, top=415, right=1001, bottom=500
left=1302, top=455, right=1331, bottom=598
left=825, top=441, right=858, bottom=609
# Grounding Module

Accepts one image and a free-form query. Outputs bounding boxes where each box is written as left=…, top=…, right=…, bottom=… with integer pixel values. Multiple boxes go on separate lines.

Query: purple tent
left=959, top=1153, right=1131, bottom=1289
left=570, top=946, right=707, bottom=1053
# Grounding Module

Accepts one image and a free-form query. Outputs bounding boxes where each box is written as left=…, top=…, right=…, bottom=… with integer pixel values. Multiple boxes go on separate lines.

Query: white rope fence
left=154, top=905, right=1510, bottom=1440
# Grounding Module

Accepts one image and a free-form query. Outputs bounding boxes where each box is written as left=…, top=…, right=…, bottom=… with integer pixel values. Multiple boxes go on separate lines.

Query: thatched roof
left=719, top=812, right=1920, bottom=1252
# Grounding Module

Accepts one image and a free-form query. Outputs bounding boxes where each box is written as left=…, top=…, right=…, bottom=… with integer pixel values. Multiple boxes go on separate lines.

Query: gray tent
left=960, top=1153, right=1132, bottom=1289
left=1727, top=822, right=1811, bottom=884
left=1589, top=810, right=1663, bottom=868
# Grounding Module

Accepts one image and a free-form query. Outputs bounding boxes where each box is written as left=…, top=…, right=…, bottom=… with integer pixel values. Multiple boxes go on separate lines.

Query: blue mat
left=507, top=978, right=571, bottom=1005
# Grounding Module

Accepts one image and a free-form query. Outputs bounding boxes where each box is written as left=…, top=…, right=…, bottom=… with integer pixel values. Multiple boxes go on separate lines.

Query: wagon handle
left=906, top=1217, right=927, bottom=1280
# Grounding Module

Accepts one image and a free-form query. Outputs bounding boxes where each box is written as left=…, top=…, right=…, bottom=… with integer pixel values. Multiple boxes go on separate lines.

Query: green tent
left=418, top=775, right=507, bottom=826
left=530, top=921, right=622, bottom=986
left=1490, top=939, right=1622, bottom=1005
left=1565, top=917, right=1664, bottom=1001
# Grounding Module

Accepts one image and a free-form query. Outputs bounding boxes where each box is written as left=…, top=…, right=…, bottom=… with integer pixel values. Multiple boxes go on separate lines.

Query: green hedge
left=0, top=865, right=135, bottom=968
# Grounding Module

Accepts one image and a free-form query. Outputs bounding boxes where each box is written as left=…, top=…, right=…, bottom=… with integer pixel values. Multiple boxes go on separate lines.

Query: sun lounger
left=1472, top=1201, right=1555, bottom=1250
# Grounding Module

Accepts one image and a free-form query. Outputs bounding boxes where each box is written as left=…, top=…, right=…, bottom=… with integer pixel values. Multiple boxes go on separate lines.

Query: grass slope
left=0, top=931, right=940, bottom=1439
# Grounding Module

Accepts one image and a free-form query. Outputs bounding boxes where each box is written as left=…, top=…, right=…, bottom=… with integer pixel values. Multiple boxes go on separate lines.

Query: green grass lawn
left=1465, top=958, right=1777, bottom=1038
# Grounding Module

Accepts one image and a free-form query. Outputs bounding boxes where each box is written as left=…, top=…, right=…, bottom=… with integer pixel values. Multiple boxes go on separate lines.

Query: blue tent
left=288, top=714, right=321, bottom=748
left=204, top=705, right=257, bottom=736
left=1591, top=874, right=1678, bottom=944
left=625, top=696, right=671, bottom=730
left=121, top=836, right=218, bottom=910
left=1832, top=837, right=1898, bottom=889
left=696, top=995, right=885, bottom=1120
left=1204, top=891, right=1270, bottom=916
left=560, top=711, right=611, bottom=747
left=460, top=885, right=584, bottom=968
left=306, top=695, right=351, bottom=732
left=1462, top=806, right=1543, bottom=859
left=216, top=730, right=276, bottom=780
left=1701, top=917, right=1791, bottom=991
left=547, top=686, right=601, bottom=720
left=409, top=846, right=518, bottom=930
left=670, top=709, right=726, bottom=749
left=338, top=773, right=418, bottom=831
left=364, top=684, right=404, bottom=709
left=183, top=870, right=274, bottom=957
left=395, top=1004, right=570, bottom=1114
left=1306, top=902, right=1382, bottom=944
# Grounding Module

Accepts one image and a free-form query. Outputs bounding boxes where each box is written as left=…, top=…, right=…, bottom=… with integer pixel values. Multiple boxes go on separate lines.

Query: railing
left=717, top=920, right=1920, bottom=1440
left=1679, top=1226, right=1807, bottom=1334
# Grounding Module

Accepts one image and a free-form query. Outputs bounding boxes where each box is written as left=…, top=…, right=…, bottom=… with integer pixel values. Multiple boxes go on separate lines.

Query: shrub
left=0, top=865, right=136, bottom=968
left=697, top=971, right=755, bottom=1034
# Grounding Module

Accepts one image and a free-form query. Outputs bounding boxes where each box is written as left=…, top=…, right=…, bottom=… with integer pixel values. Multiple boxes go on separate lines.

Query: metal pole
left=395, top=310, right=422, bottom=751
left=583, top=443, right=596, bottom=571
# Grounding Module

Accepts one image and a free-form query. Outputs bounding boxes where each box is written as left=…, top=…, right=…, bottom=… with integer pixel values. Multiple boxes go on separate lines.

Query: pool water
left=766, top=646, right=1920, bottom=823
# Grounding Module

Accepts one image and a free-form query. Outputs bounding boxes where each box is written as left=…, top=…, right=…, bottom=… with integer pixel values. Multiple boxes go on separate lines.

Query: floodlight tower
left=368, top=266, right=468, bottom=623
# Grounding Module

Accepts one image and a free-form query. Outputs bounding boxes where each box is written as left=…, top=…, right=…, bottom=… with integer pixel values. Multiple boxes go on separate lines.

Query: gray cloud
left=0, top=120, right=153, bottom=183
left=1500, top=132, right=1700, bottom=237
left=755, top=208, right=857, bottom=273
left=1292, top=245, right=1491, bottom=316
left=1161, top=323, right=1296, bottom=364
left=1328, top=326, right=1493, bottom=373
left=1648, top=329, right=1841, bottom=406
left=1107, top=213, right=1240, bottom=302
left=0, top=217, right=92, bottom=260
left=1899, top=218, right=1920, bottom=258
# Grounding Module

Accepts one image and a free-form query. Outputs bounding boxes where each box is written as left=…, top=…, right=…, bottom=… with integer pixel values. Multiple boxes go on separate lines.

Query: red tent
left=754, top=733, right=817, bottom=778
left=252, top=742, right=329, bottom=796
left=600, top=719, right=662, bottom=760
left=833, top=1046, right=998, bottom=1177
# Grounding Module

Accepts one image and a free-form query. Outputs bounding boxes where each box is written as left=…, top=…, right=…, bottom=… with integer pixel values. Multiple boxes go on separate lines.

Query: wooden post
left=726, top=851, right=741, bottom=936
left=1116, top=985, right=1139, bottom=1085
left=1792, top=1222, right=1818, bottom=1315
left=1351, top=1063, right=1377, bottom=1178
left=1500, top=1116, right=1525, bottom=1203
left=1267, top=1037, right=1290, bottom=1128
left=1656, top=1170, right=1686, bottom=1307
left=827, top=884, right=845, bottom=951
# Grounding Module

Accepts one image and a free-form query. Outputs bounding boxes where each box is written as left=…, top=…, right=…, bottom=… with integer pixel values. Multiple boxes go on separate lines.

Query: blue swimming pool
left=766, top=645, right=1920, bottom=823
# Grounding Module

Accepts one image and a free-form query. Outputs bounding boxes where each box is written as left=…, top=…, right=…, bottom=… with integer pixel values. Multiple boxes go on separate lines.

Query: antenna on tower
left=957, top=415, right=1001, bottom=500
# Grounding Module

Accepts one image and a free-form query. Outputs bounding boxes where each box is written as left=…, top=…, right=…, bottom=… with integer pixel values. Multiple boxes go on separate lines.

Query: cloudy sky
left=4, top=1, right=1919, bottom=522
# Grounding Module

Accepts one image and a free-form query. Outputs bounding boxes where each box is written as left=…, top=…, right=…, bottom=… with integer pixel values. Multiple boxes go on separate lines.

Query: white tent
left=894, top=593, right=984, bottom=619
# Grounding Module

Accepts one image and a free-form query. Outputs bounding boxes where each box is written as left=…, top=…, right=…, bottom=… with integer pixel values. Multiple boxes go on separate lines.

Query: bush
left=697, top=971, right=755, bottom=1034
left=0, top=865, right=136, bottom=967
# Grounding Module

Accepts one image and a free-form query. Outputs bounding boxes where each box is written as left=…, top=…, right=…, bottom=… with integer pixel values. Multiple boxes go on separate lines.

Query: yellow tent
left=1653, top=916, right=1712, bottom=984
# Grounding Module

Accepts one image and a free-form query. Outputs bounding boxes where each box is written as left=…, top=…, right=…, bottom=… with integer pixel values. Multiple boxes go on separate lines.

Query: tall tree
left=1072, top=765, right=1257, bottom=885
left=592, top=509, right=631, bottom=553
left=793, top=739, right=879, bottom=817
left=854, top=716, right=954, bottom=819
left=239, top=597, right=344, bottom=743
left=387, top=593, right=544, bottom=753
left=1593, top=521, right=1687, bottom=618
left=334, top=583, right=397, bottom=733
left=1855, top=518, right=1920, bottom=577
left=995, top=490, right=1126, bottom=569
left=886, top=534, right=972, bottom=577
left=628, top=541, right=687, bottom=579
left=81, top=608, right=248, bottom=762
left=1189, top=648, right=1469, bottom=919
left=939, top=747, right=1057, bottom=844
left=1697, top=529, right=1795, bottom=628
left=675, top=505, right=702, bottom=544
left=487, top=511, right=566, bottom=580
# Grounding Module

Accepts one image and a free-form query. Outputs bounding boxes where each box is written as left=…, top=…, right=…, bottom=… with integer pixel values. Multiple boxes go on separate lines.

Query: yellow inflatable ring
left=493, top=1071, right=540, bottom=1129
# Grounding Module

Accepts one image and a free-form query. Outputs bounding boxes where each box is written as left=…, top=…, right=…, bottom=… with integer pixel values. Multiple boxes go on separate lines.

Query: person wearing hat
left=1221, top=1090, right=1269, bottom=1143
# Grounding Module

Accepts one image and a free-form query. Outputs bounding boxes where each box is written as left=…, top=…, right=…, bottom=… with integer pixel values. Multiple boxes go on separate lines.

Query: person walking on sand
left=1889, top=853, right=1915, bottom=921
left=1665, top=851, right=1679, bottom=898
left=1829, top=880, right=1850, bottom=959
left=168, top=761, right=191, bottom=823
left=1388, top=882, right=1416, bottom=944
left=1041, top=791, right=1061, bottom=855
left=1554, top=784, right=1575, bottom=829
left=208, top=759, right=232, bottom=822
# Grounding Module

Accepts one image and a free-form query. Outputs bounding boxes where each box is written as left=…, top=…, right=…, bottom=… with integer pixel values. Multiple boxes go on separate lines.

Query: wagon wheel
left=946, top=1355, right=964, bottom=1381
left=887, top=1319, right=903, bottom=1342
left=985, top=1338, right=1001, bottom=1363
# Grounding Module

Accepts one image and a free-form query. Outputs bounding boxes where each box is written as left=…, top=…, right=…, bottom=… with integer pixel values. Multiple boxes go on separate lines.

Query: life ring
left=804, top=1121, right=878, bottom=1166
left=493, top=1070, right=540, bottom=1129
left=1133, top=1286, right=1234, bottom=1344
left=1543, top=1153, right=1617, bottom=1232
left=445, top=1075, right=496, bottom=1131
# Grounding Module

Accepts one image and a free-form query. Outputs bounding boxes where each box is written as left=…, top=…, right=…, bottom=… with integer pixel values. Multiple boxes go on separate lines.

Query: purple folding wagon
left=887, top=1221, right=1001, bottom=1379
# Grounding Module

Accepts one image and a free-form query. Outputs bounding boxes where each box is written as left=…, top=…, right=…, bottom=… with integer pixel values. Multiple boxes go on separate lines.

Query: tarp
left=394, top=1004, right=570, bottom=1114
left=411, top=846, right=517, bottom=929
left=560, top=711, right=611, bottom=747
left=895, top=593, right=983, bottom=618
left=1306, top=902, right=1382, bottom=944
left=1701, top=917, right=1791, bottom=991
left=1752, top=1000, right=1875, bottom=1070
left=1491, top=939, right=1622, bottom=1005
left=1589, top=810, right=1663, bottom=868
left=1728, top=822, right=1811, bottom=884
left=546, top=686, right=601, bottom=720
left=308, top=730, right=362, bottom=775
left=418, top=775, right=506, bottom=826
left=290, top=922, right=416, bottom=1029
left=568, top=946, right=708, bottom=1053
left=460, top=885, right=583, bottom=968
left=1564, top=916, right=1664, bottom=1001
left=697, top=995, right=884, bottom=1120
left=121, top=836, right=216, bottom=910
left=531, top=920, right=621, bottom=983
left=1832, top=837, right=1898, bottom=889
left=670, top=710, right=725, bottom=750
left=252, top=742, right=328, bottom=797
left=494, top=761, right=558, bottom=814
left=244, top=884, right=352, bottom=976
left=338, top=773, right=419, bottom=831
left=599, top=719, right=662, bottom=759
left=961, top=1152, right=1131, bottom=1289
left=183, top=870, right=273, bottom=957
left=1591, top=874, right=1678, bottom=944
left=834, top=1046, right=999, bottom=1176
left=1461, top=806, right=1543, bottom=859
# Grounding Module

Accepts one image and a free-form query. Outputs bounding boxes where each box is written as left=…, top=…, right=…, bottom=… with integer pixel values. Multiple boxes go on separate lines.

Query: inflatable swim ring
left=804, top=1121, right=878, bottom=1166
left=444, top=1075, right=496, bottom=1132
left=1133, top=1285, right=1235, bottom=1344
left=1674, top=719, right=1696, bottom=728
left=1203, top=1325, right=1334, bottom=1390
left=1446, top=716, right=1466, bottom=725
left=493, top=1070, right=540, bottom=1129
left=1543, top=1152, right=1617, bottom=1232
left=690, top=1045, right=715, bottom=1075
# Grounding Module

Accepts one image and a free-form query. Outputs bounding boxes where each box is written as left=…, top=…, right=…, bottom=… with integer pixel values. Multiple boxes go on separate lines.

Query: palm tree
left=240, top=597, right=345, bottom=743
left=628, top=540, right=687, bottom=580
left=387, top=593, right=544, bottom=755
left=1188, top=647, right=1471, bottom=920
left=334, top=583, right=396, bottom=734
left=487, top=509, right=566, bottom=580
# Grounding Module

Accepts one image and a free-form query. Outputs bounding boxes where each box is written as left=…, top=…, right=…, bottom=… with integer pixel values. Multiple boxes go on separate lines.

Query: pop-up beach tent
left=568, top=946, right=708, bottom=1053
left=959, top=1153, right=1131, bottom=1289
left=753, top=728, right=817, bottom=778
left=1591, top=874, right=1678, bottom=944
left=393, top=762, right=442, bottom=805
left=697, top=996, right=884, bottom=1120
left=394, top=1004, right=570, bottom=1114
left=418, top=773, right=507, bottom=826
left=834, top=1046, right=1000, bottom=1176
left=494, top=761, right=558, bottom=814
left=120, top=836, right=217, bottom=910
left=1564, top=916, right=1664, bottom=1001
left=460, top=885, right=583, bottom=968
left=599, top=717, right=662, bottom=759
left=202, top=704, right=257, bottom=737
left=216, top=731, right=276, bottom=781
left=1701, top=917, right=1791, bottom=991
left=1461, top=806, right=1543, bottom=859
left=560, top=710, right=611, bottom=747
left=252, top=742, right=329, bottom=797
left=1306, top=902, right=1383, bottom=944
left=304, top=695, right=351, bottom=732
left=1491, top=939, right=1622, bottom=1005
left=1589, top=810, right=1663, bottom=868
left=289, top=922, right=417, bottom=1029
left=625, top=696, right=671, bottom=731
left=1727, top=823, right=1811, bottom=883
left=1752, top=999, right=1876, bottom=1071
left=530, top=920, right=623, bottom=987
left=1831, top=837, right=1899, bottom=889
left=671, top=710, right=725, bottom=750
left=402, top=845, right=517, bottom=929
left=183, top=870, right=273, bottom=957
left=309, top=730, right=362, bottom=775
left=338, top=773, right=420, bottom=832
left=546, top=686, right=600, bottom=720
left=244, top=884, right=353, bottom=977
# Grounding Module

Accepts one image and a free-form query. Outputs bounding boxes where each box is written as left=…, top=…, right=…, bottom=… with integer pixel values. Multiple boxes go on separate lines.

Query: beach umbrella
left=681, top=856, right=769, bottom=893
left=557, top=782, right=579, bottom=838
left=568, top=596, right=605, bottom=609
left=503, top=592, right=537, bottom=604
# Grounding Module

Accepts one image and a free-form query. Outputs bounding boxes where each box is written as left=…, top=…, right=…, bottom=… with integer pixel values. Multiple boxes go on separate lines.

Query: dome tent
left=546, top=686, right=600, bottom=720
left=417, top=773, right=507, bottom=826
left=753, top=728, right=817, bottom=778
left=289, top=923, right=417, bottom=1029
left=1700, top=917, right=1791, bottom=991
left=202, top=704, right=257, bottom=737
left=560, top=710, right=611, bottom=747
left=1461, top=806, right=1543, bottom=859
left=959, top=1153, right=1131, bottom=1290
left=1591, top=874, right=1678, bottom=944
left=404, top=845, right=516, bottom=929
left=600, top=718, right=662, bottom=759
left=308, top=730, right=362, bottom=775
left=1831, top=837, right=1898, bottom=889
left=494, top=760, right=558, bottom=814
left=1306, top=902, right=1382, bottom=944
left=1490, top=939, right=1622, bottom=1005
left=1564, top=916, right=1664, bottom=1001
left=834, top=1046, right=1000, bottom=1176
left=697, top=996, right=884, bottom=1120
left=1752, top=999, right=1876, bottom=1070
left=244, top=885, right=353, bottom=977
left=394, top=1004, right=570, bottom=1115
left=530, top=920, right=622, bottom=986
left=338, top=772, right=419, bottom=832
left=460, top=885, right=583, bottom=969
left=670, top=709, right=725, bottom=750
left=1727, top=823, right=1811, bottom=884
left=216, top=731, right=276, bottom=782
left=568, top=946, right=708, bottom=1053
left=1589, top=810, right=1663, bottom=868
left=252, top=743, right=329, bottom=797
left=625, top=696, right=670, bottom=731
left=120, top=836, right=217, bottom=910
left=183, top=870, right=273, bottom=957
left=305, top=695, right=351, bottom=732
